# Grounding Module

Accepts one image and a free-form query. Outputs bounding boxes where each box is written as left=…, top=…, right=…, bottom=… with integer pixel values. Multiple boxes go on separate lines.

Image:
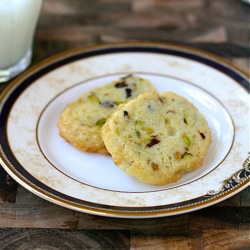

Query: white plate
left=0, top=43, right=249, bottom=218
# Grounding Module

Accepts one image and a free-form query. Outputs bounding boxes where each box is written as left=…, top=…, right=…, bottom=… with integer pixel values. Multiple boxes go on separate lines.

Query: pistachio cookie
left=58, top=75, right=155, bottom=154
left=102, top=91, right=211, bottom=184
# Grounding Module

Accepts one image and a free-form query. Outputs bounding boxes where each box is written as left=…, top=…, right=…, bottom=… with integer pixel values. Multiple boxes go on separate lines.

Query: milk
left=0, top=0, right=42, bottom=69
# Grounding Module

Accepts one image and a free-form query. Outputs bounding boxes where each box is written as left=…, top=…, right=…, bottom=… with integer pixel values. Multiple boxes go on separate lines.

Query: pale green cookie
left=102, top=91, right=211, bottom=184
left=58, top=75, right=155, bottom=154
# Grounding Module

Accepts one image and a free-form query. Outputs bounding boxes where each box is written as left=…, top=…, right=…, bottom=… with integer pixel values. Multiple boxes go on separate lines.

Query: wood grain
left=131, top=229, right=250, bottom=250
left=0, top=175, right=17, bottom=204
left=203, top=229, right=250, bottom=250
left=131, top=232, right=203, bottom=250
left=35, top=0, right=249, bottom=46
left=0, top=229, right=130, bottom=250
left=241, top=188, right=250, bottom=207
left=0, top=186, right=249, bottom=231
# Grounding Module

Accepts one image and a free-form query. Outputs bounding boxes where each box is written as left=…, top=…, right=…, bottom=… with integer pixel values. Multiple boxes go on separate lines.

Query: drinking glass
left=0, top=0, right=42, bottom=83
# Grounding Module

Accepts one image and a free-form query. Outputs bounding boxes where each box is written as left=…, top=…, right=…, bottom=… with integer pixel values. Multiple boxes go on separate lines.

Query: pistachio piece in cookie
left=102, top=91, right=211, bottom=184
left=58, top=75, right=155, bottom=153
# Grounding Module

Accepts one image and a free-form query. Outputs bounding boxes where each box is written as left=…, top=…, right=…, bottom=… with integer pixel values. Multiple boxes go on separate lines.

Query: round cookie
left=58, top=75, right=155, bottom=154
left=102, top=91, right=211, bottom=185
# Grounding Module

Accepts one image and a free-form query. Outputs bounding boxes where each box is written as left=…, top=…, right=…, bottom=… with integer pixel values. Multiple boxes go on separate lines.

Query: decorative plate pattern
left=0, top=43, right=249, bottom=218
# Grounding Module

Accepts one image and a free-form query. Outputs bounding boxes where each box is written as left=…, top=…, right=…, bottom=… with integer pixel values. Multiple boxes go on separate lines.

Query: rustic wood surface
left=0, top=0, right=249, bottom=249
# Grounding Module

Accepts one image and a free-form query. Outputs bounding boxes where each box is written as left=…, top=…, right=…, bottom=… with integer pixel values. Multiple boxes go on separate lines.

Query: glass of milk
left=0, top=0, right=42, bottom=83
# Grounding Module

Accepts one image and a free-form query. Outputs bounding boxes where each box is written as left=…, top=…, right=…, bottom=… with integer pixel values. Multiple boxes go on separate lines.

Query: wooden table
left=0, top=0, right=249, bottom=249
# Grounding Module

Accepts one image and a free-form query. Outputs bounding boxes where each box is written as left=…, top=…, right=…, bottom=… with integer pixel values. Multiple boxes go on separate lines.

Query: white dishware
left=0, top=43, right=249, bottom=218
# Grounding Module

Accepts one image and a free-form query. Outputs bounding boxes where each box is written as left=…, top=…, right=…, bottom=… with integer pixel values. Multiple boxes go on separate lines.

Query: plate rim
left=0, top=154, right=249, bottom=218
left=36, top=71, right=235, bottom=193
left=0, top=42, right=249, bottom=218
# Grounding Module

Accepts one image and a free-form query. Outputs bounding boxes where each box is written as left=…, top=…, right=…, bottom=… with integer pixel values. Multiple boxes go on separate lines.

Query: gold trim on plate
left=0, top=42, right=249, bottom=218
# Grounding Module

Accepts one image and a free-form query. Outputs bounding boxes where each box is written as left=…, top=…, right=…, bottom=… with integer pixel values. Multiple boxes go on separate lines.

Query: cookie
left=58, top=75, right=155, bottom=154
left=102, top=91, right=211, bottom=184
